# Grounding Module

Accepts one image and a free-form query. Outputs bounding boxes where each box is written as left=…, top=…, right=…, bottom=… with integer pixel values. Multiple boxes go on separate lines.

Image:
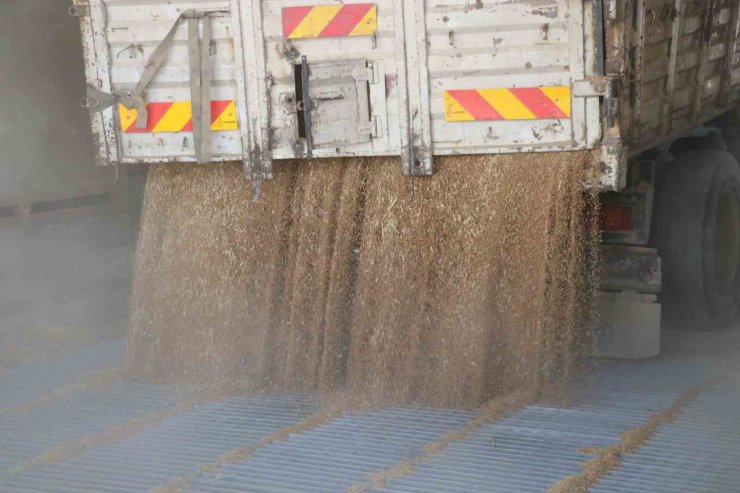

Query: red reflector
left=601, top=204, right=635, bottom=232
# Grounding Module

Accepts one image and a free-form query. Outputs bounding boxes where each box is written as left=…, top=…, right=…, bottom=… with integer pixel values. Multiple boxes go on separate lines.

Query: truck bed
left=76, top=0, right=740, bottom=190
left=1, top=333, right=737, bottom=493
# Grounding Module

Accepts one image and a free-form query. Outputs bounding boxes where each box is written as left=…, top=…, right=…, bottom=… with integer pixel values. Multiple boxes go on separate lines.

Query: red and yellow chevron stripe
left=282, top=4, right=377, bottom=39
left=444, top=87, right=571, bottom=122
left=118, top=100, right=238, bottom=133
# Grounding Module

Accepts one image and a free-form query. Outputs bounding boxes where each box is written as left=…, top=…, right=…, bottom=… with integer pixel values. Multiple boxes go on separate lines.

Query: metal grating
left=591, top=378, right=740, bottom=493
left=0, top=336, right=737, bottom=492
left=0, top=394, right=319, bottom=493
left=186, top=407, right=477, bottom=493
left=369, top=358, right=721, bottom=493
left=0, top=339, right=125, bottom=409
left=0, top=382, right=179, bottom=476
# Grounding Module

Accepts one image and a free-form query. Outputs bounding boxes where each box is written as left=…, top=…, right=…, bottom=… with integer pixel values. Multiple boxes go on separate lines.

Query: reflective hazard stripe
left=119, top=100, right=238, bottom=133
left=282, top=4, right=377, bottom=39
left=444, top=87, right=572, bottom=121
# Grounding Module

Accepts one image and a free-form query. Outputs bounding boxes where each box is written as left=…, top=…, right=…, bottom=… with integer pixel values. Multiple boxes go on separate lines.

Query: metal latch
left=573, top=77, right=611, bottom=97
left=294, top=59, right=375, bottom=154
left=68, top=1, right=90, bottom=17
left=364, top=62, right=379, bottom=85
left=82, top=86, right=146, bottom=116
left=301, top=56, right=314, bottom=159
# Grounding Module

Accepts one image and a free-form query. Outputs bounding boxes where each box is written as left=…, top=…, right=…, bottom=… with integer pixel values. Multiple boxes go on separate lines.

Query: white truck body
left=74, top=0, right=740, bottom=190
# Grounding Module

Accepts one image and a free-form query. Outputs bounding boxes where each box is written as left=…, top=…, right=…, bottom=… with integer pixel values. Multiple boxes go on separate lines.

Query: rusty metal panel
left=624, top=0, right=740, bottom=154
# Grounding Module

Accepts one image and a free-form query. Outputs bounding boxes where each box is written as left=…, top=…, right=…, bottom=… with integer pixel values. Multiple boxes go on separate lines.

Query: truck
left=72, top=0, right=740, bottom=355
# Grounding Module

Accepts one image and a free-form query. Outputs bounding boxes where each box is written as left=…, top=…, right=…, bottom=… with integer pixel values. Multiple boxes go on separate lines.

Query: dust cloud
left=127, top=152, right=600, bottom=407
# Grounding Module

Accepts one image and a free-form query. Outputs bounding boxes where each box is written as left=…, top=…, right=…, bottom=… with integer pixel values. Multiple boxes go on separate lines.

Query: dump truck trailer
left=73, top=0, right=740, bottom=353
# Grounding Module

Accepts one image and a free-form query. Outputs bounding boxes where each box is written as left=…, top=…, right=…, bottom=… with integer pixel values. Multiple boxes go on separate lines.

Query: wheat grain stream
left=127, top=153, right=600, bottom=408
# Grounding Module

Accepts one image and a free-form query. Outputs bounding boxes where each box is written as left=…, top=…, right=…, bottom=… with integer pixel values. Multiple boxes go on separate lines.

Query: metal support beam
left=394, top=0, right=433, bottom=177
left=232, top=0, right=273, bottom=184
left=693, top=0, right=719, bottom=119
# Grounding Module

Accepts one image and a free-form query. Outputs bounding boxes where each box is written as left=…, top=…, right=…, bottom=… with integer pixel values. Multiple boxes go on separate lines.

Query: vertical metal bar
left=199, top=16, right=212, bottom=164
left=599, top=0, right=631, bottom=191
left=584, top=0, right=604, bottom=148
left=188, top=17, right=203, bottom=163
left=605, top=0, right=632, bottom=142
left=630, top=0, right=648, bottom=144
left=409, top=0, right=433, bottom=175
left=301, top=56, right=313, bottom=159
left=693, top=0, right=718, bottom=119
left=719, top=1, right=740, bottom=105
left=393, top=1, right=413, bottom=173
left=241, top=0, right=273, bottom=180
left=594, top=0, right=606, bottom=77
left=81, top=0, right=118, bottom=164
left=568, top=0, right=588, bottom=146
left=663, top=0, right=683, bottom=135
left=355, top=65, right=373, bottom=137
left=229, top=0, right=254, bottom=179
left=395, top=0, right=433, bottom=176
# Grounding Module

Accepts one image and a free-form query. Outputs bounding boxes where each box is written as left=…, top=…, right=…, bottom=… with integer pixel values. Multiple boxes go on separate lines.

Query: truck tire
left=657, top=150, right=740, bottom=331
left=721, top=127, right=740, bottom=167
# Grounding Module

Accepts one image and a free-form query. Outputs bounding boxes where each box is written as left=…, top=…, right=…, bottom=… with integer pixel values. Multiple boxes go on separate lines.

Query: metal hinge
left=351, top=63, right=379, bottom=85
left=68, top=1, right=90, bottom=17
left=366, top=61, right=379, bottom=85
left=357, top=116, right=378, bottom=137
left=574, top=75, right=620, bottom=128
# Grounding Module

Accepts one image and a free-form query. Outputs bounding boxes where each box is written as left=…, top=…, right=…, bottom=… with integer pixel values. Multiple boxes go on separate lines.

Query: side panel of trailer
left=607, top=0, right=740, bottom=156
left=73, top=0, right=740, bottom=191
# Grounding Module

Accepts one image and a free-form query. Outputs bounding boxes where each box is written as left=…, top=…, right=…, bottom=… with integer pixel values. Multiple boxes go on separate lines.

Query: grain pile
left=127, top=152, right=599, bottom=406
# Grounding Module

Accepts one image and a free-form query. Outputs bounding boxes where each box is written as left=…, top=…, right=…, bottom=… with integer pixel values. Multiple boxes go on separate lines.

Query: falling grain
left=128, top=152, right=600, bottom=407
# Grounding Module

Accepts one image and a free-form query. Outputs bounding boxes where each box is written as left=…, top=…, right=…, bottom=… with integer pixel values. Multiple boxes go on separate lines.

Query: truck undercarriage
left=599, top=127, right=740, bottom=357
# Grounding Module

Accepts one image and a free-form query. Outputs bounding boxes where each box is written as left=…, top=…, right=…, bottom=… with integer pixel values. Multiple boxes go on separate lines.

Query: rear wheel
left=657, top=150, right=740, bottom=331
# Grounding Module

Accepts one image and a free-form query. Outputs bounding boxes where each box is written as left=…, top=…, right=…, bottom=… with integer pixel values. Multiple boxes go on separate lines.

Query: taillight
left=600, top=204, right=635, bottom=232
